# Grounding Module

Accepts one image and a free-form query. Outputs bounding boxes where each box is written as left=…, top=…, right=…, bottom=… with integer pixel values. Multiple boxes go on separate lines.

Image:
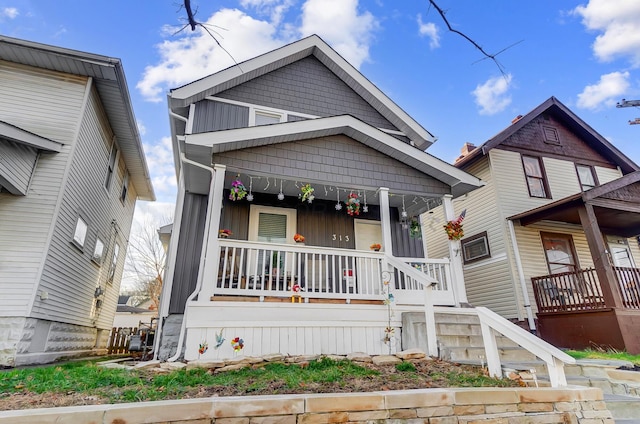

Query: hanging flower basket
left=229, top=179, right=247, bottom=201
left=300, top=183, right=315, bottom=203
left=409, top=219, right=421, bottom=238
left=444, top=209, right=466, bottom=241
left=345, top=192, right=360, bottom=216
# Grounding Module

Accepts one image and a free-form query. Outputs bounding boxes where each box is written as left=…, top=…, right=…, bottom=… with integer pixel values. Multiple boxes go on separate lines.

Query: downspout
left=166, top=153, right=216, bottom=362
left=507, top=219, right=536, bottom=332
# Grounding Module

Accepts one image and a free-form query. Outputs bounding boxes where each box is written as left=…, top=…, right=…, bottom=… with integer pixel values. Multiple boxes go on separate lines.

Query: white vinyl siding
left=0, top=139, right=38, bottom=195
left=0, top=61, right=87, bottom=317
left=33, top=86, right=137, bottom=330
left=595, top=166, right=622, bottom=185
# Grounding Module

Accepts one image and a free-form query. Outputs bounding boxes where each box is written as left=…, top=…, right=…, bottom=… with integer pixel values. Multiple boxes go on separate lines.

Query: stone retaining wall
left=0, top=387, right=613, bottom=424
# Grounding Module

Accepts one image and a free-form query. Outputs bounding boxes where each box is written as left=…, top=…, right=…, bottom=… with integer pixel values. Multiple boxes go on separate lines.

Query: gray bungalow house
left=0, top=36, right=154, bottom=366
left=157, top=34, right=490, bottom=361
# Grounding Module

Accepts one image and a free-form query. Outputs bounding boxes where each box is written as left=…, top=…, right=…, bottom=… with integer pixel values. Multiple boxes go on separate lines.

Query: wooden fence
left=107, top=326, right=137, bottom=354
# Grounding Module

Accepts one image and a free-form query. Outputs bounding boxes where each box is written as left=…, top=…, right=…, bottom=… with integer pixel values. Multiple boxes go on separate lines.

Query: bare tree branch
left=427, top=0, right=521, bottom=76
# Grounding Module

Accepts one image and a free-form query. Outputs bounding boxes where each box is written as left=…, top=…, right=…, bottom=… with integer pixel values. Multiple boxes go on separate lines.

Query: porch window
left=541, top=232, right=578, bottom=274
left=258, top=213, right=287, bottom=243
left=576, top=164, right=597, bottom=191
left=522, top=155, right=549, bottom=198
left=461, top=232, right=490, bottom=264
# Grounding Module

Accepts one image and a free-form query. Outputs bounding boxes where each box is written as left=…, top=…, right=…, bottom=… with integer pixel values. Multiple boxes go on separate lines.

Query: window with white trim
left=461, top=232, right=491, bottom=264
left=92, top=237, right=105, bottom=264
left=108, top=242, right=120, bottom=283
left=522, top=155, right=549, bottom=198
left=253, top=110, right=283, bottom=126
left=120, top=172, right=129, bottom=203
left=105, top=143, right=117, bottom=191
left=73, top=217, right=88, bottom=249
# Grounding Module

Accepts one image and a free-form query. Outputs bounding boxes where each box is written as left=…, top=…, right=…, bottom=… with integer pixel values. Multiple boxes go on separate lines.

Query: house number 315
left=332, top=234, right=350, bottom=242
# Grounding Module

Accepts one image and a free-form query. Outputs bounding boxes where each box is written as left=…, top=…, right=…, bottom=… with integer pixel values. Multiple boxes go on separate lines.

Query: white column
left=379, top=187, right=393, bottom=253
left=442, top=194, right=468, bottom=305
left=197, top=164, right=227, bottom=302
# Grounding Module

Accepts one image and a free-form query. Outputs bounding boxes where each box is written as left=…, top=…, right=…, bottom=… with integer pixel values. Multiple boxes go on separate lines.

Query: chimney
left=511, top=115, right=523, bottom=124
left=455, top=142, right=476, bottom=163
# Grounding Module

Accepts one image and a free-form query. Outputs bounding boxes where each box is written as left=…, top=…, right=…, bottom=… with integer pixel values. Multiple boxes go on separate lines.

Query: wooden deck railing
left=532, top=266, right=640, bottom=312
left=532, top=268, right=605, bottom=313
left=213, top=239, right=453, bottom=303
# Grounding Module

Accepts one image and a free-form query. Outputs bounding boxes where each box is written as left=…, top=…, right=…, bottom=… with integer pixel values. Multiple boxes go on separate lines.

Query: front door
left=354, top=219, right=382, bottom=251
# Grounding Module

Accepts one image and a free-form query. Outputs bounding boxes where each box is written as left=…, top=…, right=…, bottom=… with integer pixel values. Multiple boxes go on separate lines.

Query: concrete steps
left=603, top=394, right=640, bottom=421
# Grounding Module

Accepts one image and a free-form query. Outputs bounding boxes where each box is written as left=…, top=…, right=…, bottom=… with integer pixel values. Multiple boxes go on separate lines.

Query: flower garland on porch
left=443, top=209, right=466, bottom=240
left=345, top=192, right=361, bottom=216
left=300, top=183, right=315, bottom=203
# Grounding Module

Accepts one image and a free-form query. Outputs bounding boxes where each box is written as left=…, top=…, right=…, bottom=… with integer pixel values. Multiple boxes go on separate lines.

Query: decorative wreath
left=229, top=179, right=247, bottom=201
left=231, top=337, right=244, bottom=352
left=444, top=209, right=466, bottom=241
left=345, top=192, right=361, bottom=216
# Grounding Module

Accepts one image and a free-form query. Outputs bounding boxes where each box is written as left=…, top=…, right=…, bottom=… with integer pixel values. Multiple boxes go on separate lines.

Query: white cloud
left=137, top=119, right=147, bottom=136
left=1, top=7, right=18, bottom=19
left=576, top=71, right=630, bottom=110
left=471, top=74, right=513, bottom=115
left=138, top=1, right=378, bottom=102
left=143, top=136, right=177, bottom=203
left=573, top=0, right=640, bottom=66
left=299, top=0, right=378, bottom=68
left=240, top=0, right=294, bottom=25
left=416, top=14, right=440, bottom=49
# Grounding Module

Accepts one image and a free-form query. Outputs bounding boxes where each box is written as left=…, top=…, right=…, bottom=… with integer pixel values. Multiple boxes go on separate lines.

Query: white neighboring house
left=0, top=36, right=154, bottom=366
left=113, top=295, right=157, bottom=329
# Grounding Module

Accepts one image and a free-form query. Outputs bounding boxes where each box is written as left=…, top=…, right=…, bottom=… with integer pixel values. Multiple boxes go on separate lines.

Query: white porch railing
left=213, top=239, right=453, bottom=303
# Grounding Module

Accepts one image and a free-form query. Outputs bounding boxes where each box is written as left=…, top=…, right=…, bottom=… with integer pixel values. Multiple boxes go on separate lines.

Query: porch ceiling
left=508, top=183, right=640, bottom=238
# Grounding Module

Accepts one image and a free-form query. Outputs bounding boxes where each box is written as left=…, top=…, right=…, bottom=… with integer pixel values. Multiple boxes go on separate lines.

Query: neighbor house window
left=522, top=155, right=549, bottom=198
left=105, top=143, right=118, bottom=191
left=73, top=217, right=88, bottom=248
left=108, top=243, right=120, bottom=283
left=462, top=231, right=491, bottom=264
left=92, top=238, right=105, bottom=264
left=120, top=172, right=129, bottom=203
left=541, top=232, right=578, bottom=274
left=576, top=164, right=597, bottom=191
left=254, top=110, right=282, bottom=126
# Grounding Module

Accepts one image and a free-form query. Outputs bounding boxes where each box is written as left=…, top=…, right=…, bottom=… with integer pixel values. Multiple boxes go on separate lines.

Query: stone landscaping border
left=0, top=386, right=613, bottom=424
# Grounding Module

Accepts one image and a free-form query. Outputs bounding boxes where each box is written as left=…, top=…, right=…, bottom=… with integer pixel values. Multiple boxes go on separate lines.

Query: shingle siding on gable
left=192, top=101, right=249, bottom=133
left=0, top=138, right=38, bottom=195
left=216, top=56, right=399, bottom=131
left=213, top=135, right=450, bottom=195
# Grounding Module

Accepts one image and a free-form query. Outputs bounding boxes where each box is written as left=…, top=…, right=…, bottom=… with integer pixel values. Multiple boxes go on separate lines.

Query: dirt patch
left=0, top=359, right=519, bottom=411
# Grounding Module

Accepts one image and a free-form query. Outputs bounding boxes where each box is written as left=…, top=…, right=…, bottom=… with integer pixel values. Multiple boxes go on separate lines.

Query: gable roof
left=168, top=34, right=435, bottom=150
left=183, top=114, right=483, bottom=198
left=0, top=35, right=155, bottom=201
left=455, top=96, right=639, bottom=173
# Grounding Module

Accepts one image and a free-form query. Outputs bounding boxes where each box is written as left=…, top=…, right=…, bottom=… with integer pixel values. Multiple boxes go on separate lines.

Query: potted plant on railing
left=370, top=243, right=381, bottom=252
left=219, top=229, right=232, bottom=238
left=293, top=233, right=305, bottom=244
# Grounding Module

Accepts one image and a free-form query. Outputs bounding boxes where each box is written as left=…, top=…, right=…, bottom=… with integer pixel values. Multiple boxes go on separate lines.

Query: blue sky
left=3, top=0, right=640, bottom=223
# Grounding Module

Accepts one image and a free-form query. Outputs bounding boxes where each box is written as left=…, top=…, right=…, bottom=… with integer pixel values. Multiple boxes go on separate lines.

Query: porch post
left=442, top=194, right=468, bottom=305
left=379, top=188, right=393, bottom=252
left=197, top=164, right=227, bottom=302
left=577, top=203, right=624, bottom=308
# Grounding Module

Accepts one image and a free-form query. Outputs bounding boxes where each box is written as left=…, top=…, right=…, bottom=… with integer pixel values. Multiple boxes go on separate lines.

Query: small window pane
left=257, top=213, right=287, bottom=243
left=73, top=217, right=88, bottom=247
left=576, top=165, right=595, bottom=191
left=255, top=111, right=282, bottom=126
left=108, top=243, right=120, bottom=282
left=523, top=156, right=542, bottom=177
left=92, top=238, right=105, bottom=263
left=527, top=177, right=546, bottom=197
left=522, top=156, right=548, bottom=198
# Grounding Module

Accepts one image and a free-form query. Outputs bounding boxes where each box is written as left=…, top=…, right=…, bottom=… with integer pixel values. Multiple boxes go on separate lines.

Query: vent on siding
left=258, top=213, right=287, bottom=243
left=542, top=125, right=560, bottom=145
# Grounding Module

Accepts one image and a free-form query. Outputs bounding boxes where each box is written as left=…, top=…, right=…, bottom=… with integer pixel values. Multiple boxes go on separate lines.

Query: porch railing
left=613, top=266, right=640, bottom=309
left=213, top=239, right=452, bottom=303
left=531, top=268, right=605, bottom=313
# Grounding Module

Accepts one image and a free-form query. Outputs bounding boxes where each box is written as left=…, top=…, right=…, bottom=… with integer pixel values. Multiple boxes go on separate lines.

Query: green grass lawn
left=565, top=349, right=640, bottom=365
left=0, top=357, right=515, bottom=409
